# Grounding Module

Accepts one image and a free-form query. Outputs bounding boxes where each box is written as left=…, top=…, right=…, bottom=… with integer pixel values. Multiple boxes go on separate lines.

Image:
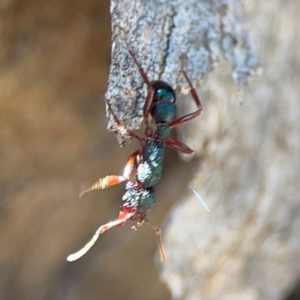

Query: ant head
left=150, top=81, right=177, bottom=123
left=151, top=80, right=176, bottom=104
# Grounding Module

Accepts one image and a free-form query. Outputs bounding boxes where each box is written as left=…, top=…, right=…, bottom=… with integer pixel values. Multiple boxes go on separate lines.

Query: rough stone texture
left=106, top=0, right=260, bottom=145
left=161, top=1, right=300, bottom=300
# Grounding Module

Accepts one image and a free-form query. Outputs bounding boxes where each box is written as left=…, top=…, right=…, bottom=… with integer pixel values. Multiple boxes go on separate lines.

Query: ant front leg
left=106, top=101, right=145, bottom=143
left=79, top=149, right=141, bottom=198
left=163, top=61, right=203, bottom=155
left=119, top=27, right=155, bottom=136
left=126, top=47, right=155, bottom=136
left=167, top=63, right=202, bottom=129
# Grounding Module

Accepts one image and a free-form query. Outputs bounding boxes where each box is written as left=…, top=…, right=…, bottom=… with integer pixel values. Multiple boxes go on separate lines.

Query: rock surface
left=162, top=1, right=300, bottom=299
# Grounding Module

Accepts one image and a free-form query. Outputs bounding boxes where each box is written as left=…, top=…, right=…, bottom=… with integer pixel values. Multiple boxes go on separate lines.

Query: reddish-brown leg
left=131, top=217, right=166, bottom=263
left=142, top=88, right=155, bottom=137
left=167, top=69, right=202, bottom=129
left=119, top=27, right=155, bottom=136
left=79, top=149, right=141, bottom=198
left=144, top=218, right=167, bottom=263
left=164, top=139, right=194, bottom=154
left=106, top=101, right=145, bottom=143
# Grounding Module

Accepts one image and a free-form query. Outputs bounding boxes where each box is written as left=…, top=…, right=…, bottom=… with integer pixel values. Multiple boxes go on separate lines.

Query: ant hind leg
left=145, top=218, right=167, bottom=263
left=66, top=211, right=134, bottom=262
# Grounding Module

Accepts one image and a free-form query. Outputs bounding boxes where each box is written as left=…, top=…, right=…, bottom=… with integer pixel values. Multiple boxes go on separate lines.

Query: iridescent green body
left=125, top=81, right=177, bottom=215
left=137, top=139, right=165, bottom=188
left=122, top=182, right=155, bottom=219
left=156, top=124, right=171, bottom=139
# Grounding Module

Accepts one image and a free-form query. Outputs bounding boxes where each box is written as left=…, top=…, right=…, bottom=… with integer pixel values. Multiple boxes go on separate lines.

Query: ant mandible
left=67, top=29, right=202, bottom=263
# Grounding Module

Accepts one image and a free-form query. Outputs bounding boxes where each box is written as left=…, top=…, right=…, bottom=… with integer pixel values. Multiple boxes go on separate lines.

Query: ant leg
left=164, top=139, right=194, bottom=154
left=167, top=64, right=202, bottom=129
left=118, top=26, right=151, bottom=86
left=106, top=101, right=145, bottom=143
left=145, top=218, right=167, bottom=263
left=143, top=89, right=155, bottom=137
left=67, top=211, right=134, bottom=262
left=118, top=26, right=154, bottom=135
left=125, top=49, right=154, bottom=125
left=79, top=150, right=141, bottom=198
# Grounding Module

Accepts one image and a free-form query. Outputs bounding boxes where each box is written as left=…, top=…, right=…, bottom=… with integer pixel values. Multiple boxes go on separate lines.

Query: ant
left=67, top=31, right=202, bottom=263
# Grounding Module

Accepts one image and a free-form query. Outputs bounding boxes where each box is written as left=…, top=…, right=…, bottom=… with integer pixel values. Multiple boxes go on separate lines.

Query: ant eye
left=155, top=88, right=175, bottom=103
